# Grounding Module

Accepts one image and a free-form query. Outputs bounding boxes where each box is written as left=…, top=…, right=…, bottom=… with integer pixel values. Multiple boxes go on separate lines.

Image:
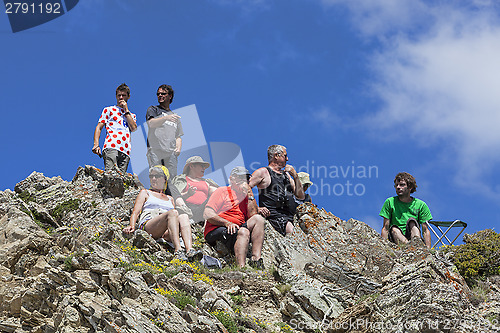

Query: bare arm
left=123, top=189, right=149, bottom=233
left=247, top=190, right=258, bottom=218
left=147, top=113, right=181, bottom=129
left=249, top=168, right=271, bottom=217
left=285, top=165, right=305, bottom=200
left=422, top=222, right=432, bottom=249
left=174, top=137, right=182, bottom=155
left=249, top=168, right=269, bottom=189
left=124, top=113, right=137, bottom=132
left=117, top=100, right=137, bottom=132
left=381, top=218, right=390, bottom=240
left=204, top=206, right=240, bottom=235
left=92, top=122, right=105, bottom=156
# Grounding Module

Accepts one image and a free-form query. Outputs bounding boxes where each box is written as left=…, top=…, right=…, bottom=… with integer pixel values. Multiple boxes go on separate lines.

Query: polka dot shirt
left=98, top=106, right=137, bottom=156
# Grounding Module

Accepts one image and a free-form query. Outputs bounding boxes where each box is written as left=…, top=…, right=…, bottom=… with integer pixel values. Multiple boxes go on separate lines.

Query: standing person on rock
left=92, top=83, right=138, bottom=173
left=123, top=165, right=202, bottom=261
left=203, top=167, right=265, bottom=268
left=146, top=84, right=183, bottom=177
left=249, top=145, right=304, bottom=236
left=380, top=172, right=432, bottom=249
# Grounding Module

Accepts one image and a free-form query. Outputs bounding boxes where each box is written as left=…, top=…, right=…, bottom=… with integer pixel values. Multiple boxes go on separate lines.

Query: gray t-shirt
left=146, top=105, right=184, bottom=153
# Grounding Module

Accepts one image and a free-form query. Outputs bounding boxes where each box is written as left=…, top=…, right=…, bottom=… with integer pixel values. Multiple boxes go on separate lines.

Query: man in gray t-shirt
left=146, top=84, right=184, bottom=176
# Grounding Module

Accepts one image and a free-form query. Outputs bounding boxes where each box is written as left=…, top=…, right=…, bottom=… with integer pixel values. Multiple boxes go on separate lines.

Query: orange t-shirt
left=204, top=186, right=248, bottom=237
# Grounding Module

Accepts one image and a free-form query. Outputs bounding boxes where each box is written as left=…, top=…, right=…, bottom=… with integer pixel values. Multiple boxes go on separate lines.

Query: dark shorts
left=268, top=215, right=293, bottom=236
left=389, top=218, right=420, bottom=243
left=205, top=223, right=248, bottom=251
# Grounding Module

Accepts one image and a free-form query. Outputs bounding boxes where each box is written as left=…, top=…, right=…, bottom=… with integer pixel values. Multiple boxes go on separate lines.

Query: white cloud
left=323, top=0, right=500, bottom=199
left=320, top=0, right=429, bottom=38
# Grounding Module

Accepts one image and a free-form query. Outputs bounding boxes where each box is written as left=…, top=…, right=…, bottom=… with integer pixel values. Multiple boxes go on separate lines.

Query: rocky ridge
left=0, top=166, right=499, bottom=332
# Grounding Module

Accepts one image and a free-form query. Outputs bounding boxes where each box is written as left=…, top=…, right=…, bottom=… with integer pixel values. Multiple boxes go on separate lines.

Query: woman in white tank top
left=123, top=165, right=201, bottom=261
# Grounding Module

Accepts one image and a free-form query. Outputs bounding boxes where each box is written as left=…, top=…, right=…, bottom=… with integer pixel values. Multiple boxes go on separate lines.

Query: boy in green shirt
left=380, top=172, right=432, bottom=248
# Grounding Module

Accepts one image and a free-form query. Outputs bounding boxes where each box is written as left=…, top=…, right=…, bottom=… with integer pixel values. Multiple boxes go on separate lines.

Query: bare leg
left=246, top=215, right=265, bottom=260
left=178, top=213, right=193, bottom=252
left=144, top=211, right=173, bottom=239
left=390, top=227, right=409, bottom=245
left=234, top=228, right=250, bottom=268
left=165, top=210, right=182, bottom=251
left=408, top=220, right=421, bottom=239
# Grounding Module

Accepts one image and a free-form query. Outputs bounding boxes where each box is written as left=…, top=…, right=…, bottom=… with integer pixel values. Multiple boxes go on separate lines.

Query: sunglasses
left=157, top=92, right=168, bottom=96
left=149, top=174, right=164, bottom=179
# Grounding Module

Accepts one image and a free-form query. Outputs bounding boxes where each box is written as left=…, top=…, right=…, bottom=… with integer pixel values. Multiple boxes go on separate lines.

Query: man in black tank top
left=249, top=145, right=305, bottom=236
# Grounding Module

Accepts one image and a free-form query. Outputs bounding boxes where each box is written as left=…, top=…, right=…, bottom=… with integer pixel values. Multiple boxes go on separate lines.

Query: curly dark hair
left=394, top=172, right=417, bottom=193
left=157, top=84, right=174, bottom=104
left=116, top=83, right=130, bottom=97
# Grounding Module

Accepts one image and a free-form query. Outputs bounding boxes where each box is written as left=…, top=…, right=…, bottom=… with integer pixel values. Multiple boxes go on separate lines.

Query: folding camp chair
left=427, top=220, right=467, bottom=249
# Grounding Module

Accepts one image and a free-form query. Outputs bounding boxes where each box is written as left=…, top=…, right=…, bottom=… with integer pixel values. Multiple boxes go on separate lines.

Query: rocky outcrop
left=0, top=166, right=498, bottom=332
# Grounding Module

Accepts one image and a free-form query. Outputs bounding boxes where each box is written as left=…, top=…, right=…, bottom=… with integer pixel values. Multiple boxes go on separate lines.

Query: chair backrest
left=427, top=220, right=467, bottom=249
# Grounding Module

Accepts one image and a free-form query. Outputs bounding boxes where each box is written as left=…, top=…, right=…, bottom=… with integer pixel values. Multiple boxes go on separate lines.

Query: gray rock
left=0, top=168, right=498, bottom=332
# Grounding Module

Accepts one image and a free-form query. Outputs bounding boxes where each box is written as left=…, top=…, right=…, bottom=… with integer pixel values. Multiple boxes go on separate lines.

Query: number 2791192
left=5, top=2, right=61, bottom=14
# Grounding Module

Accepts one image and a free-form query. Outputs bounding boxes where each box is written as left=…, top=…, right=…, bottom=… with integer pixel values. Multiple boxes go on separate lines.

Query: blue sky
left=1, top=0, right=499, bottom=244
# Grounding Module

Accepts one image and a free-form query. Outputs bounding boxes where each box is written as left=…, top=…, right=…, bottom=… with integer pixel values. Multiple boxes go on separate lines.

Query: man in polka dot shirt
left=92, top=83, right=138, bottom=173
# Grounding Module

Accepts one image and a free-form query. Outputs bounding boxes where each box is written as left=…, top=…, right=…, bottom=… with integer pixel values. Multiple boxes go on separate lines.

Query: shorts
left=388, top=218, right=420, bottom=243
left=147, top=148, right=178, bottom=177
left=205, top=223, right=248, bottom=251
left=103, top=148, right=130, bottom=173
left=186, top=202, right=206, bottom=224
left=268, top=216, right=293, bottom=236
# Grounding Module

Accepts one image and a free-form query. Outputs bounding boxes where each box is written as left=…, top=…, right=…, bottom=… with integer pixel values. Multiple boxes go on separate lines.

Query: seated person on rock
left=249, top=145, right=304, bottom=236
left=172, top=156, right=219, bottom=225
left=294, top=172, right=313, bottom=206
left=380, top=172, right=432, bottom=249
left=203, top=167, right=265, bottom=269
left=123, top=165, right=201, bottom=261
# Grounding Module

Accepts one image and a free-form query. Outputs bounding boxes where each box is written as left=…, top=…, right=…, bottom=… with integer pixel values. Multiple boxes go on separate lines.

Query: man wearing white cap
left=203, top=167, right=265, bottom=269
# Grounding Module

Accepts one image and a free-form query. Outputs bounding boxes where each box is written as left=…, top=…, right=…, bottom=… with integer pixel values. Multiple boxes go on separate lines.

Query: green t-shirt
left=379, top=196, right=432, bottom=234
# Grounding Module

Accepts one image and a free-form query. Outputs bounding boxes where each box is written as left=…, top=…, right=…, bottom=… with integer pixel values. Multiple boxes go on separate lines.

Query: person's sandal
left=186, top=249, right=203, bottom=262
left=248, top=258, right=264, bottom=270
left=173, top=250, right=188, bottom=261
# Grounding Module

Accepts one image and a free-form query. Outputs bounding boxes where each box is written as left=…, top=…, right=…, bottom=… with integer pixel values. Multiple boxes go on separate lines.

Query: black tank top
left=258, top=166, right=295, bottom=219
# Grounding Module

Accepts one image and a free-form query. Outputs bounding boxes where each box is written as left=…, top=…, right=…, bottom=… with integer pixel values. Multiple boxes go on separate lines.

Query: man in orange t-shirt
left=203, top=167, right=265, bottom=268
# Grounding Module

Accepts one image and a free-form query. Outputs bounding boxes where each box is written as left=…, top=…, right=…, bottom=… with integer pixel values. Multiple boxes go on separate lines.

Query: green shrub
left=230, top=294, right=243, bottom=305
left=18, top=191, right=34, bottom=203
left=442, top=229, right=500, bottom=285
left=277, top=283, right=291, bottom=295
left=154, top=288, right=196, bottom=310
left=210, top=310, right=239, bottom=333
left=51, top=199, right=81, bottom=221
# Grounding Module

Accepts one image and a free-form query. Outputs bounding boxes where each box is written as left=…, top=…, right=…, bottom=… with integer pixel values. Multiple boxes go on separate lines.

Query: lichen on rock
left=0, top=167, right=498, bottom=332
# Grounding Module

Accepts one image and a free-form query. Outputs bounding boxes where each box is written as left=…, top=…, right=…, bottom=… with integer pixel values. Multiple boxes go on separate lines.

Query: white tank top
left=143, top=190, right=174, bottom=211
left=137, top=191, right=175, bottom=229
